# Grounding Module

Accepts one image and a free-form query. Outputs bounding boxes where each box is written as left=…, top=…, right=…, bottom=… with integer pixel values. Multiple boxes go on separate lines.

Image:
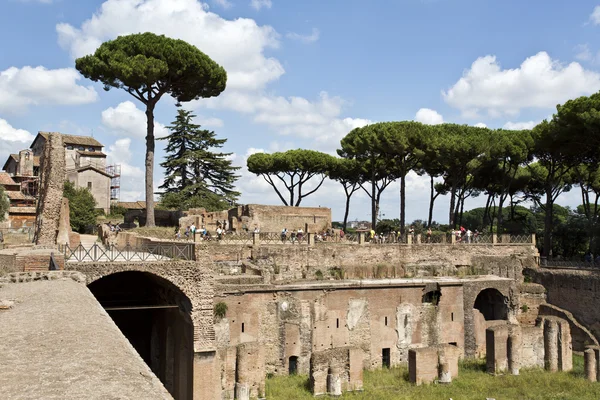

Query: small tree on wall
left=63, top=181, right=97, bottom=233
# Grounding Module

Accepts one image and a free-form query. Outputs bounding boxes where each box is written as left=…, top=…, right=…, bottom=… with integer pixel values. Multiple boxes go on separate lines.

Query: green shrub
left=521, top=304, right=529, bottom=313
left=214, top=302, right=228, bottom=319
left=315, top=270, right=324, bottom=280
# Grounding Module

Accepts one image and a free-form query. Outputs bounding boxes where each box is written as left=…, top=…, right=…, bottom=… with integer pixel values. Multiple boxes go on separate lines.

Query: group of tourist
left=280, top=227, right=304, bottom=243
left=451, top=226, right=480, bottom=243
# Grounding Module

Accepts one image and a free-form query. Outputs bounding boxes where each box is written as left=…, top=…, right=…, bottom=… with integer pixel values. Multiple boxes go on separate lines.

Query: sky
left=1, top=0, right=600, bottom=224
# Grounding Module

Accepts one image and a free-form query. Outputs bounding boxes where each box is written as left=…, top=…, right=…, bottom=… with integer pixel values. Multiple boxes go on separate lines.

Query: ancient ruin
left=0, top=131, right=597, bottom=400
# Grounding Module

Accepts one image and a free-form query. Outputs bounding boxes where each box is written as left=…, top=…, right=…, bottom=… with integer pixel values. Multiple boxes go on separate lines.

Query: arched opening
left=474, top=288, right=508, bottom=321
left=422, top=290, right=442, bottom=305
left=289, top=356, right=298, bottom=375
left=88, top=271, right=194, bottom=400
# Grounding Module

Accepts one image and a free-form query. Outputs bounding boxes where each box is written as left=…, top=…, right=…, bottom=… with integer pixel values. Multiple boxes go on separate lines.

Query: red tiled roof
left=6, top=191, right=35, bottom=201
left=0, top=172, right=18, bottom=186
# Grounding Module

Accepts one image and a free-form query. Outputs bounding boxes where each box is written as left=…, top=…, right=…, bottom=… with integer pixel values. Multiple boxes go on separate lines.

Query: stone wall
left=34, top=133, right=65, bottom=246
left=181, top=204, right=332, bottom=234
left=204, top=243, right=537, bottom=282
left=215, top=276, right=515, bottom=380
left=0, top=248, right=65, bottom=275
left=529, top=268, right=600, bottom=345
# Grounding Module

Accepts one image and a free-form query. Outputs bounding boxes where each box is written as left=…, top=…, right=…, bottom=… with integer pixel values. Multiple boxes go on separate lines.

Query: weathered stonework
left=34, top=132, right=65, bottom=246
left=310, top=347, right=363, bottom=396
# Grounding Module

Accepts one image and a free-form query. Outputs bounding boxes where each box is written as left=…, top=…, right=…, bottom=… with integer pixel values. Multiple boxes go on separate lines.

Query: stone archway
left=462, top=281, right=514, bottom=358
left=69, top=261, right=217, bottom=399
left=88, top=271, right=193, bottom=399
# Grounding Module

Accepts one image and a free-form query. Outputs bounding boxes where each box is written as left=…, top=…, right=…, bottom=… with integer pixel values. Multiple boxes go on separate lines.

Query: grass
left=266, top=355, right=599, bottom=400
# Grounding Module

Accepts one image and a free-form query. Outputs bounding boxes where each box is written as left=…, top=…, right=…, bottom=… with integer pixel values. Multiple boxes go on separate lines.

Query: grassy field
left=266, top=356, right=600, bottom=400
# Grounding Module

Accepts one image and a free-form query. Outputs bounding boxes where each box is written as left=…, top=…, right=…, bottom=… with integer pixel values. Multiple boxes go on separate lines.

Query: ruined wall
left=205, top=243, right=537, bottom=281
left=34, top=133, right=65, bottom=246
left=214, top=277, right=511, bottom=385
left=530, top=268, right=600, bottom=344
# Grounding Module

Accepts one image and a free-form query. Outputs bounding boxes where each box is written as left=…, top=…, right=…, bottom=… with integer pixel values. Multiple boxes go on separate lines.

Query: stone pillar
left=492, top=234, right=498, bottom=244
left=358, top=232, right=365, bottom=245
left=594, top=347, right=600, bottom=381
left=56, top=198, right=71, bottom=246
left=407, top=234, right=413, bottom=245
left=585, top=348, right=597, bottom=382
left=193, top=351, right=220, bottom=400
left=416, top=234, right=421, bottom=244
left=348, top=348, right=364, bottom=391
left=235, top=342, right=265, bottom=400
left=451, top=233, right=456, bottom=244
left=544, top=318, right=559, bottom=372
left=486, top=324, right=509, bottom=374
left=531, top=233, right=536, bottom=245
left=34, top=133, right=65, bottom=246
left=557, top=319, right=573, bottom=372
left=327, top=366, right=342, bottom=396
left=308, top=232, right=315, bottom=246
left=252, top=232, right=260, bottom=246
left=507, top=329, right=522, bottom=375
left=438, top=361, right=451, bottom=384
left=502, top=234, right=510, bottom=244
left=408, top=347, right=438, bottom=385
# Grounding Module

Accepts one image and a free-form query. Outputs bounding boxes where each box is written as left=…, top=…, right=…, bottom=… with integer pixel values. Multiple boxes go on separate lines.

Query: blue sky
left=1, top=0, right=600, bottom=224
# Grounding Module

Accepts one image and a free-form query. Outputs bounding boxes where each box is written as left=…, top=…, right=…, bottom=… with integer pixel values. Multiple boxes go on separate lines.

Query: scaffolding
left=105, top=164, right=121, bottom=202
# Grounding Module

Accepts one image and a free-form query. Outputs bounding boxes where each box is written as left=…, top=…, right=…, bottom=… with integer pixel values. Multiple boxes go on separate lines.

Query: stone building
left=0, top=171, right=36, bottom=228
left=2, top=132, right=117, bottom=215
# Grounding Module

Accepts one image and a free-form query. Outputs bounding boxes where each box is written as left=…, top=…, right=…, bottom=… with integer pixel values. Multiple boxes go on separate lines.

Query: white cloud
left=56, top=0, right=283, bottom=91
left=101, top=101, right=168, bottom=138
left=502, top=121, right=538, bottom=130
left=0, top=66, right=97, bottom=113
left=474, top=122, right=487, bottom=128
left=0, top=119, right=35, bottom=168
left=197, top=116, right=224, bottom=128
left=213, top=0, right=232, bottom=9
left=442, top=52, right=600, bottom=118
left=286, top=28, right=320, bottom=44
left=199, top=91, right=371, bottom=152
left=414, top=108, right=444, bottom=125
left=250, top=0, right=271, bottom=10
left=575, top=44, right=593, bottom=61
left=106, top=138, right=146, bottom=201
left=590, top=6, right=600, bottom=25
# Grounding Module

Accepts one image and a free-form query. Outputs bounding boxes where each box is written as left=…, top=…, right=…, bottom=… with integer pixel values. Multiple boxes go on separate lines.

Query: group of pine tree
left=69, top=31, right=600, bottom=260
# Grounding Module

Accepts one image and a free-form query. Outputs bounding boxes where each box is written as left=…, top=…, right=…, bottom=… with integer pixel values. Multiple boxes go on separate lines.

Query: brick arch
left=462, top=280, right=517, bottom=358
left=69, top=261, right=215, bottom=352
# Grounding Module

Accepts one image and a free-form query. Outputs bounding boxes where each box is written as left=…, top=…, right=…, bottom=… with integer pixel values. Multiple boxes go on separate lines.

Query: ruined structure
left=3, top=132, right=119, bottom=215
left=33, top=132, right=65, bottom=246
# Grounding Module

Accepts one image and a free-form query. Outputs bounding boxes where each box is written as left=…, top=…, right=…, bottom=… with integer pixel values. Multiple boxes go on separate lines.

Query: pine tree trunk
left=343, top=190, right=351, bottom=232
left=400, top=173, right=406, bottom=235
left=449, top=184, right=456, bottom=228
left=428, top=176, right=435, bottom=228
left=371, top=169, right=377, bottom=229
left=145, top=104, right=156, bottom=227
left=543, top=187, right=553, bottom=257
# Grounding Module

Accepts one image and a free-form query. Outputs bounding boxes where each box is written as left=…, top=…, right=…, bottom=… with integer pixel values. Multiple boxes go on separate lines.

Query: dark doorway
left=88, top=271, right=194, bottom=400
left=382, top=348, right=391, bottom=368
left=289, top=356, right=298, bottom=375
left=422, top=290, right=442, bottom=305
left=474, top=288, right=508, bottom=320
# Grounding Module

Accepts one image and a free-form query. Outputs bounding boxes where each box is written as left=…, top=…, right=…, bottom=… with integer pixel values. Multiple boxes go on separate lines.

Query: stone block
left=310, top=347, right=361, bottom=396
left=486, top=324, right=510, bottom=374
left=437, top=344, right=460, bottom=379
left=236, top=342, right=265, bottom=399
left=408, top=347, right=438, bottom=385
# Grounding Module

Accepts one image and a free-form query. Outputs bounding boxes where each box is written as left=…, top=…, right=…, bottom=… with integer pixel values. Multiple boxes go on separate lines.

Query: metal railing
left=540, top=258, right=600, bottom=270
left=61, top=242, right=195, bottom=262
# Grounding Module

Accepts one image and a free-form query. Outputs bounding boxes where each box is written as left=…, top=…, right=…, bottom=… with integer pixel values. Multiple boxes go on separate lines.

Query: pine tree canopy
left=159, top=109, right=240, bottom=210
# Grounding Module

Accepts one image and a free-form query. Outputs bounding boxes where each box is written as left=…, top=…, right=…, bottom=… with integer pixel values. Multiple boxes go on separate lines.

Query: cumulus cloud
left=474, top=122, right=487, bottom=128
left=199, top=91, right=371, bottom=152
left=0, top=119, right=35, bottom=167
left=106, top=138, right=146, bottom=201
left=101, top=101, right=168, bottom=138
left=213, top=0, right=232, bottom=9
left=250, top=0, right=271, bottom=10
left=286, top=28, right=320, bottom=44
left=590, top=6, right=600, bottom=25
left=56, top=0, right=283, bottom=91
left=414, top=108, right=444, bottom=125
left=0, top=66, right=97, bottom=113
left=442, top=52, right=600, bottom=118
left=502, top=121, right=539, bottom=130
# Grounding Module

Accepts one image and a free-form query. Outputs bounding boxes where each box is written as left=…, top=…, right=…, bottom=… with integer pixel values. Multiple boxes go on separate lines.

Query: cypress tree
left=159, top=109, right=240, bottom=210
